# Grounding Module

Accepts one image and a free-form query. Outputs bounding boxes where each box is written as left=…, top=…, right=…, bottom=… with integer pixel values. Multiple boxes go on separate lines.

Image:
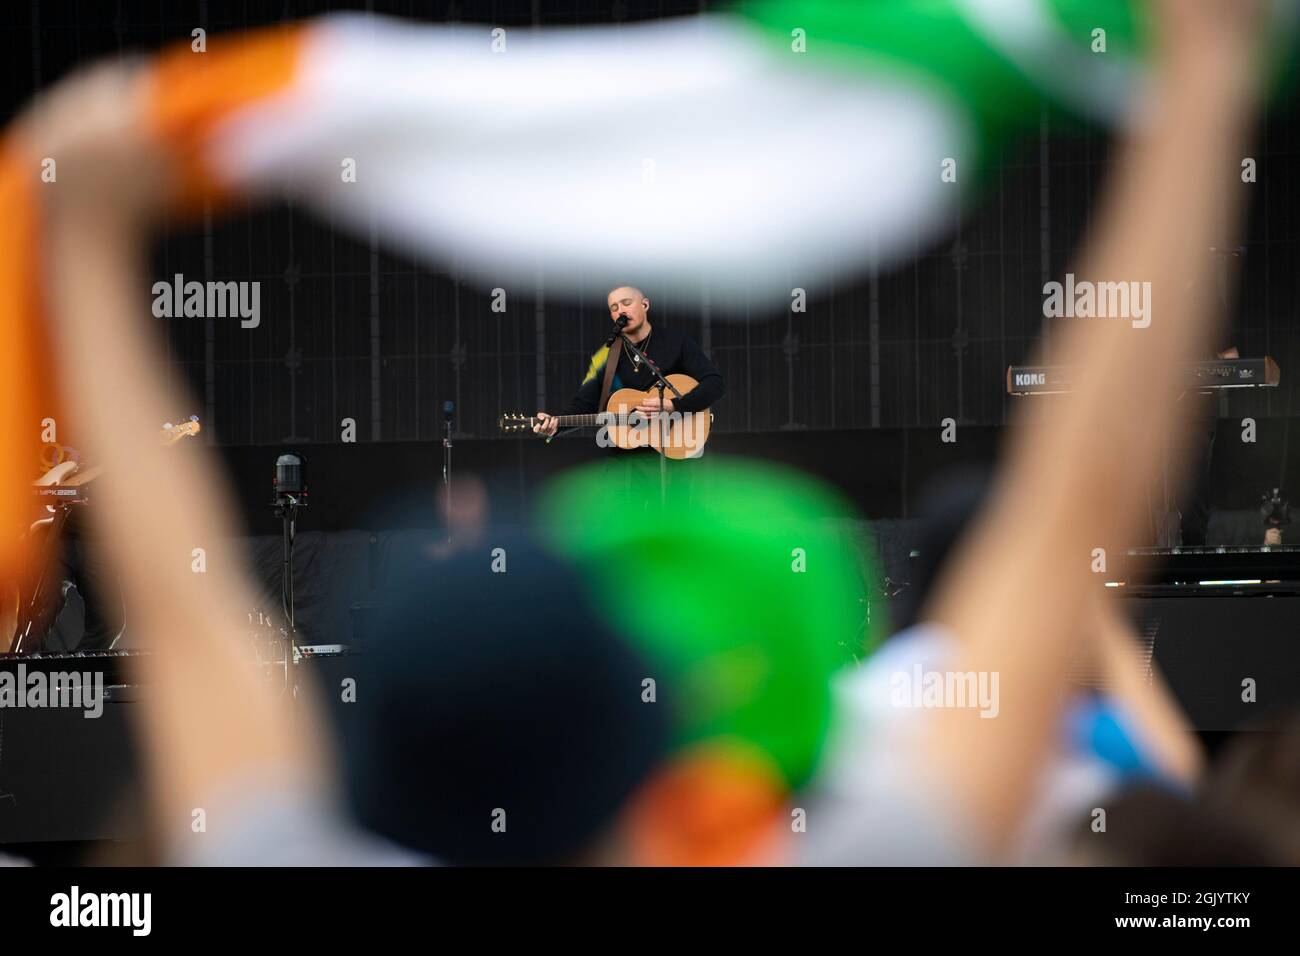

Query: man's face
left=607, top=287, right=649, bottom=336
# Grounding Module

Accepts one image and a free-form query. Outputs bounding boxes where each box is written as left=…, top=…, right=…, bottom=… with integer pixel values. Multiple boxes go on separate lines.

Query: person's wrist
left=1151, top=0, right=1266, bottom=65
left=1155, top=11, right=1263, bottom=106
left=1176, top=53, right=1256, bottom=106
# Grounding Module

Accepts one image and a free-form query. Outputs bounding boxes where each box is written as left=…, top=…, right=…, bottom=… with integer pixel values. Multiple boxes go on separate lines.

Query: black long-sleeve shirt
left=560, top=326, right=724, bottom=416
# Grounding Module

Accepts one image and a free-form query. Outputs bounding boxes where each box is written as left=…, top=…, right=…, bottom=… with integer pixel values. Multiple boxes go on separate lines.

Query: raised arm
left=922, top=0, right=1262, bottom=853
left=20, top=62, right=329, bottom=855
left=1091, top=595, right=1203, bottom=786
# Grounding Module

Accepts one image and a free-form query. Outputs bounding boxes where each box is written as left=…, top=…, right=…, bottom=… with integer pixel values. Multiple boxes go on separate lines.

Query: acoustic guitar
left=499, top=373, right=711, bottom=459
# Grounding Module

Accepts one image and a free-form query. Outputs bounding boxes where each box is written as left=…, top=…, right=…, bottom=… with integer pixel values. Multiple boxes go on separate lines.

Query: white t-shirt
left=793, top=624, right=1125, bottom=865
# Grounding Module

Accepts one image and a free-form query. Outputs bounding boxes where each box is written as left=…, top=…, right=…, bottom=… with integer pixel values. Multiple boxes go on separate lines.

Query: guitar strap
left=597, top=337, right=624, bottom=414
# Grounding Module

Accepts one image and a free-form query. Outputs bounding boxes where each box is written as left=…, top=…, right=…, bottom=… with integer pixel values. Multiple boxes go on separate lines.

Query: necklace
left=630, top=329, right=651, bottom=370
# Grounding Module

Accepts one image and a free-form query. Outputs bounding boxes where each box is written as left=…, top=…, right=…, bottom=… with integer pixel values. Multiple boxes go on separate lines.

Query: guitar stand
left=12, top=504, right=75, bottom=654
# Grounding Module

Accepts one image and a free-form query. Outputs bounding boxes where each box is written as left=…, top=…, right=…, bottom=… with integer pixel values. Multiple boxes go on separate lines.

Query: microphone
left=273, top=452, right=306, bottom=501
left=443, top=400, right=455, bottom=422
left=605, top=314, right=630, bottom=347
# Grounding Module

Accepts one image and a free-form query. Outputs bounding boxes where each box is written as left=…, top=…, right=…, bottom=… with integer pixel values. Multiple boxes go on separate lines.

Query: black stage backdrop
left=5, top=1, right=1300, bottom=528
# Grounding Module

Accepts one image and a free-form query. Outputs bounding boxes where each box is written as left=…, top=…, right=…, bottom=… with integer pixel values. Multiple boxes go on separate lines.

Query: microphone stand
left=442, top=411, right=453, bottom=545
left=619, top=329, right=683, bottom=508
left=272, top=492, right=304, bottom=688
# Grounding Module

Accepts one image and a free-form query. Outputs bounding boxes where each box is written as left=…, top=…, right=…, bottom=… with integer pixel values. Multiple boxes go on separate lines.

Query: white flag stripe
left=204, top=15, right=971, bottom=306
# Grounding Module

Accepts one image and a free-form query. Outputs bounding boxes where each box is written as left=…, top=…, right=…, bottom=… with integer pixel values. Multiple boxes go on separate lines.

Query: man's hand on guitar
left=533, top=412, right=559, bottom=437
left=635, top=396, right=674, bottom=415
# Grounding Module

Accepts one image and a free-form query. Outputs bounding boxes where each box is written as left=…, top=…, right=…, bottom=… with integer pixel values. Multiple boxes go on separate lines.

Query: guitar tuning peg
left=190, top=415, right=200, bottom=422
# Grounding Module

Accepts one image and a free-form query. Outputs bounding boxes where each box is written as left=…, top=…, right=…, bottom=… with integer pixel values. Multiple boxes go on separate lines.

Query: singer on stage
left=533, top=285, right=725, bottom=464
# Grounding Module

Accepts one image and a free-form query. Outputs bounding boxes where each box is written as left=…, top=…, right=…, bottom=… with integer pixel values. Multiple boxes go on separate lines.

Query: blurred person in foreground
left=790, top=0, right=1274, bottom=864
left=844, top=467, right=1203, bottom=862
left=11, top=71, right=682, bottom=865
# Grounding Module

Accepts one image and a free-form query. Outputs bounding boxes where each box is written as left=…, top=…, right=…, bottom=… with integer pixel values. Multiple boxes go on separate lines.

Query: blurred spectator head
left=343, top=531, right=670, bottom=865
left=1202, top=712, right=1300, bottom=863
left=1066, top=783, right=1284, bottom=866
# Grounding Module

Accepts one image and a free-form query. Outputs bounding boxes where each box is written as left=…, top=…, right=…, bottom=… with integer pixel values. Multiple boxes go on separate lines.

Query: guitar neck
left=545, top=410, right=683, bottom=428
left=547, top=413, right=605, bottom=428
left=499, top=377, right=701, bottom=436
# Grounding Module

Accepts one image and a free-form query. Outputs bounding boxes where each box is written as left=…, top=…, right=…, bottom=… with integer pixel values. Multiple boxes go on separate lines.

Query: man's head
left=345, top=529, right=671, bottom=865
left=607, top=285, right=649, bottom=337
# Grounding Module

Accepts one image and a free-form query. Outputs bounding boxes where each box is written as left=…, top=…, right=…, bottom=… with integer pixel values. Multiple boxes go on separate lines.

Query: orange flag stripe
left=0, top=143, right=61, bottom=582
left=147, top=23, right=309, bottom=212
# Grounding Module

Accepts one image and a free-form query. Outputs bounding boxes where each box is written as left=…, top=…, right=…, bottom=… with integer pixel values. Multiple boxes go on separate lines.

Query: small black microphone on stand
left=273, top=452, right=306, bottom=501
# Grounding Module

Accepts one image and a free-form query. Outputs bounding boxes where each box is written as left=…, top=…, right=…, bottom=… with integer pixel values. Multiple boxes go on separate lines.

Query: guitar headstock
left=160, top=415, right=202, bottom=445
left=498, top=412, right=534, bottom=434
